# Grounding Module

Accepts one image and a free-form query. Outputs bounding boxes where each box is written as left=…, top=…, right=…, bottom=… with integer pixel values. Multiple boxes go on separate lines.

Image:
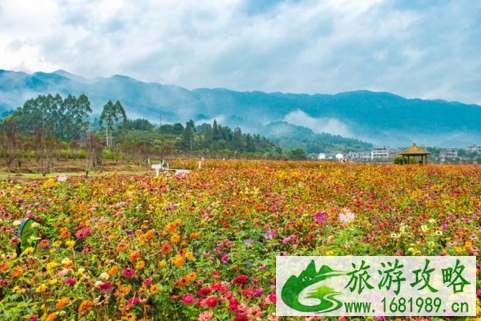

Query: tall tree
left=99, top=100, right=127, bottom=150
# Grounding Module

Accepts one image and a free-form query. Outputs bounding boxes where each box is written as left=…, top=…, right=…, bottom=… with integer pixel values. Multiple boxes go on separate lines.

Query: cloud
left=0, top=0, right=480, bottom=104
left=284, top=110, right=353, bottom=137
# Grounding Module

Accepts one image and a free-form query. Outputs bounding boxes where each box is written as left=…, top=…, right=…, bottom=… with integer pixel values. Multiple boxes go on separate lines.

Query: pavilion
left=399, top=143, right=430, bottom=165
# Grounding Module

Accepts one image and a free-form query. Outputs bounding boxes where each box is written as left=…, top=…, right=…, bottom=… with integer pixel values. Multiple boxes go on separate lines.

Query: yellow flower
left=159, top=260, right=167, bottom=267
left=185, top=251, right=194, bottom=259
left=455, top=247, right=463, bottom=253
left=170, top=234, right=180, bottom=243
left=174, top=219, right=182, bottom=225
left=49, top=278, right=58, bottom=285
left=52, top=241, right=62, bottom=248
left=66, top=240, right=75, bottom=248
left=23, top=247, right=35, bottom=255
left=136, top=261, right=145, bottom=269
left=46, top=262, right=58, bottom=271
left=326, top=251, right=334, bottom=256
left=36, top=284, right=47, bottom=293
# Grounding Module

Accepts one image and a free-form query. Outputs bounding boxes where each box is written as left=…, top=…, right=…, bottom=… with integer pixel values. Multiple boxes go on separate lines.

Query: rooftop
left=399, top=143, right=430, bottom=156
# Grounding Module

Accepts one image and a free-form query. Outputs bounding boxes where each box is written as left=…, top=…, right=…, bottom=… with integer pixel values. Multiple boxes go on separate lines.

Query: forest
left=0, top=94, right=294, bottom=176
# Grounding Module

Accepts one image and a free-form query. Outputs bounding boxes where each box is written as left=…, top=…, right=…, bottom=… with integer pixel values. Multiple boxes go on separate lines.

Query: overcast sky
left=0, top=0, right=480, bottom=104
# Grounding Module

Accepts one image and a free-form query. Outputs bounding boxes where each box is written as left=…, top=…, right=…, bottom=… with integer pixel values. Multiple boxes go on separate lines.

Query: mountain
left=1, top=69, right=480, bottom=148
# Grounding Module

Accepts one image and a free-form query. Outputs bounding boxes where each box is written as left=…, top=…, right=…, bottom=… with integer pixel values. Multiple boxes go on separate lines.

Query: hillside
left=1, top=69, right=481, bottom=148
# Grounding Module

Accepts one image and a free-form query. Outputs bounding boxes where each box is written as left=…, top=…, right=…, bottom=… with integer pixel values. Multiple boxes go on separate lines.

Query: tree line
left=0, top=93, right=301, bottom=176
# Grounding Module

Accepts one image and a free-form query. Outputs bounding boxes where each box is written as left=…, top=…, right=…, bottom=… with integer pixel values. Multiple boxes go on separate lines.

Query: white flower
left=13, top=220, right=21, bottom=226
left=99, top=272, right=110, bottom=280
left=57, top=175, right=68, bottom=182
left=339, top=209, right=355, bottom=223
left=31, top=222, right=40, bottom=228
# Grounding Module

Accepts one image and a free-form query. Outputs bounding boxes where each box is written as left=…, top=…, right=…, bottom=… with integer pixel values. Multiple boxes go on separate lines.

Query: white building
left=348, top=151, right=372, bottom=160
left=440, top=149, right=458, bottom=159
left=371, top=146, right=390, bottom=159
left=466, top=145, right=481, bottom=154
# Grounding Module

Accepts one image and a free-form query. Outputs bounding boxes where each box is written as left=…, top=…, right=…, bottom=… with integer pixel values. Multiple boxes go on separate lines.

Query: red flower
left=182, top=294, right=195, bottom=305
left=233, top=275, right=248, bottom=284
left=269, top=293, right=276, bottom=303
left=98, top=281, right=113, bottom=291
left=197, top=287, right=212, bottom=297
left=233, top=315, right=249, bottom=321
left=205, top=296, right=218, bottom=308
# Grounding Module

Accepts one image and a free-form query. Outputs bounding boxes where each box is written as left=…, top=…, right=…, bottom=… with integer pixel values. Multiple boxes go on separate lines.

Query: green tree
left=288, top=148, right=308, bottom=160
left=100, top=100, right=127, bottom=149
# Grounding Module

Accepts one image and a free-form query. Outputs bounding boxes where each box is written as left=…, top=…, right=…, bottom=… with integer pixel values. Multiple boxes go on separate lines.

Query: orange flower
left=190, top=232, right=200, bottom=239
left=178, top=276, right=189, bottom=286
left=78, top=300, right=93, bottom=314
left=187, top=272, right=197, bottom=282
left=144, top=230, right=155, bottom=240
left=161, top=244, right=172, bottom=255
left=10, top=266, right=22, bottom=278
left=46, top=313, right=57, bottom=321
left=116, top=243, right=128, bottom=252
left=166, top=222, right=177, bottom=232
left=172, top=256, right=185, bottom=267
left=39, top=239, right=50, bottom=248
left=150, top=284, right=160, bottom=294
left=130, top=251, right=141, bottom=262
left=109, top=266, right=119, bottom=276
left=56, top=297, right=70, bottom=309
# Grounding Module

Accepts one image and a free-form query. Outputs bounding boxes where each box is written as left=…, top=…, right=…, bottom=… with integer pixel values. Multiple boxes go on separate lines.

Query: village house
left=371, top=146, right=390, bottom=159
left=466, top=145, right=481, bottom=154
left=348, top=151, right=372, bottom=160
left=440, top=149, right=458, bottom=159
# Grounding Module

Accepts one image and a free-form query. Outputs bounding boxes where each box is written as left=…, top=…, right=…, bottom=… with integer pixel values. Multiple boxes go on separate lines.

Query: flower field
left=0, top=161, right=480, bottom=321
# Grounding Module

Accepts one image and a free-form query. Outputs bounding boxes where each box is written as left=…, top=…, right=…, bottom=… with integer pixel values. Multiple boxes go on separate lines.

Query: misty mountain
left=1, top=69, right=480, bottom=148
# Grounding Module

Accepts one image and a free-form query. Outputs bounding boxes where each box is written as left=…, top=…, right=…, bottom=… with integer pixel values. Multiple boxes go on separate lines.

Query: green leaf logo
left=281, top=260, right=345, bottom=313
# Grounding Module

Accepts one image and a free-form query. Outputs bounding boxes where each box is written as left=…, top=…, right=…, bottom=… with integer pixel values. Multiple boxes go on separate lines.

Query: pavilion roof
left=399, top=143, right=430, bottom=156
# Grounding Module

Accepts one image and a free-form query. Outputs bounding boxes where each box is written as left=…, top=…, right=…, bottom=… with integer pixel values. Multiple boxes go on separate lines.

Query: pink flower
left=221, top=253, right=229, bottom=264
left=269, top=293, right=276, bottom=303
left=65, top=278, right=76, bottom=286
left=29, top=316, right=37, bottom=321
left=128, top=297, right=139, bottom=305
left=339, top=209, right=355, bottom=222
left=98, top=281, right=113, bottom=291
left=197, top=311, right=213, bottom=321
left=182, top=294, right=195, bottom=305
left=442, top=224, right=448, bottom=230
left=316, top=212, right=329, bottom=223
left=122, top=267, right=135, bottom=278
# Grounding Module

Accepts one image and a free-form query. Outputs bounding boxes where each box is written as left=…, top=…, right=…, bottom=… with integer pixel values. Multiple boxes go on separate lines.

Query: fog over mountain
left=1, top=69, right=481, bottom=148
